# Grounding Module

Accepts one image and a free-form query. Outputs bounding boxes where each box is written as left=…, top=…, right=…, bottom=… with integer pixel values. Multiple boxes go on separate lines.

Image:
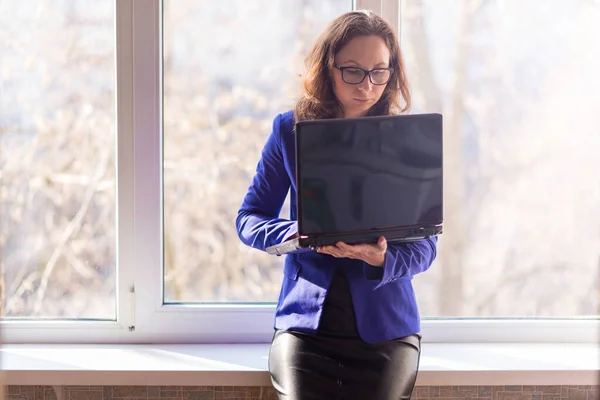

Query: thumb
left=378, top=236, right=387, bottom=249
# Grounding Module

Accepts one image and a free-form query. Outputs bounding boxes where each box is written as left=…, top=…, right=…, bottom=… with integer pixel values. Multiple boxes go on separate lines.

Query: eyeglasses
left=334, top=65, right=394, bottom=85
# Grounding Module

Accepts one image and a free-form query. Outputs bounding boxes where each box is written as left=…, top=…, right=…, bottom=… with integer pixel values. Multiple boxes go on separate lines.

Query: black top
left=317, top=267, right=361, bottom=338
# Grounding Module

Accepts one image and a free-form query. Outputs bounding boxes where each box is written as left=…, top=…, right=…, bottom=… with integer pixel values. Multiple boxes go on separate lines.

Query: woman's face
left=331, top=35, right=392, bottom=118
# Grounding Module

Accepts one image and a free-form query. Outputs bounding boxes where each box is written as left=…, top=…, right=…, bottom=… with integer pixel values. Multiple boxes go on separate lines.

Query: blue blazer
left=236, top=110, right=438, bottom=344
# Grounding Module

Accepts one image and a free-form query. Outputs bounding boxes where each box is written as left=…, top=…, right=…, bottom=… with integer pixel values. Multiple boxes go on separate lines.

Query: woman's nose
left=358, top=77, right=373, bottom=91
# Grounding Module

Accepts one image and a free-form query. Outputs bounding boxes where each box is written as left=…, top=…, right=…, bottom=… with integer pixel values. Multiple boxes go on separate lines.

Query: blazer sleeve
left=235, top=113, right=297, bottom=251
left=363, top=236, right=438, bottom=290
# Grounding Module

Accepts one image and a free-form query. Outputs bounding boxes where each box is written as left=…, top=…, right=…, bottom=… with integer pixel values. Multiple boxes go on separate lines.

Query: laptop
left=266, top=113, right=443, bottom=256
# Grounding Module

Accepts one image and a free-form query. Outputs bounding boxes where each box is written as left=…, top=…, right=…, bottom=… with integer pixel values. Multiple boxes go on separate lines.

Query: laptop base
left=266, top=225, right=442, bottom=256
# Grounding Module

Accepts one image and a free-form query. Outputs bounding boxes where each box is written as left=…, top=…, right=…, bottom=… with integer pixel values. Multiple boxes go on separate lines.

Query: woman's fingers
left=335, top=242, right=355, bottom=252
left=316, top=239, right=387, bottom=266
left=317, top=243, right=359, bottom=259
left=318, top=244, right=350, bottom=258
left=317, top=245, right=342, bottom=258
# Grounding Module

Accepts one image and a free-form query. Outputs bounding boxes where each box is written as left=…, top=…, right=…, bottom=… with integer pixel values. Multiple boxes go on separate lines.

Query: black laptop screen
left=295, top=114, right=443, bottom=236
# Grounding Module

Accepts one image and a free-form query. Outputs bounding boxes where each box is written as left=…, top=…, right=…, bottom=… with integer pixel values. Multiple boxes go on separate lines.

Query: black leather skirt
left=269, top=268, right=421, bottom=400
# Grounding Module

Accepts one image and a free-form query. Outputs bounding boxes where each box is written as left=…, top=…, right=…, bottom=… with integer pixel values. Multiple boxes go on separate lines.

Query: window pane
left=402, top=0, right=600, bottom=317
left=163, top=0, right=351, bottom=303
left=0, top=1, right=116, bottom=319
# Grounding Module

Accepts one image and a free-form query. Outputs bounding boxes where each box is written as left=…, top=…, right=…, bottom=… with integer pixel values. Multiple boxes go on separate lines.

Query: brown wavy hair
left=294, top=10, right=411, bottom=122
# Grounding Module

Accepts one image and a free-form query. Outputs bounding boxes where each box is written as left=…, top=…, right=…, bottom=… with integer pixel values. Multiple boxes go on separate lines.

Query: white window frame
left=1, top=0, right=598, bottom=345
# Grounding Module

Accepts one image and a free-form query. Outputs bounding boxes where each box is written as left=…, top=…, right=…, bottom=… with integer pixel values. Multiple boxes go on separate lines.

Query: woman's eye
left=345, top=68, right=363, bottom=76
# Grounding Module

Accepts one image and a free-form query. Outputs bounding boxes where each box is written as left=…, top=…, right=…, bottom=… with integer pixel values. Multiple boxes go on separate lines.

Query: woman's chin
left=344, top=105, right=371, bottom=118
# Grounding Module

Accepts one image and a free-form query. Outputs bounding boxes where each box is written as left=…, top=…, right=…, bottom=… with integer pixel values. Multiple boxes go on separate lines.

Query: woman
left=236, top=10, right=438, bottom=399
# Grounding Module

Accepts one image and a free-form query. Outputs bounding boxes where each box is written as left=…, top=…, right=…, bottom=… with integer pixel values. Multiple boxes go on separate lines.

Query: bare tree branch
left=32, top=146, right=110, bottom=314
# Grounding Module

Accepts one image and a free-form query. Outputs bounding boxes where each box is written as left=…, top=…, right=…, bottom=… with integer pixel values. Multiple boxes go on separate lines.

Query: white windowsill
left=1, top=343, right=598, bottom=386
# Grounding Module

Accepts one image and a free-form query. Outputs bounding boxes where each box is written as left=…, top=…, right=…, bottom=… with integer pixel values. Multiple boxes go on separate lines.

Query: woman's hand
left=317, top=236, right=387, bottom=267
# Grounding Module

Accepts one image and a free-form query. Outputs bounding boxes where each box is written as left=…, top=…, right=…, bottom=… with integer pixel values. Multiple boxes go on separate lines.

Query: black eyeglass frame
left=334, top=64, right=395, bottom=86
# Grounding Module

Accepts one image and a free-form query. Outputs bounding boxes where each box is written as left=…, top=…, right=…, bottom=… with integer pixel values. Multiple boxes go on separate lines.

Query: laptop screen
left=296, top=114, right=443, bottom=236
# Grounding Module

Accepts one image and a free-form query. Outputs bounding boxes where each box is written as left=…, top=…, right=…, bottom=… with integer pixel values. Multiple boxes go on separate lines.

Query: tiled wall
left=5, top=385, right=599, bottom=400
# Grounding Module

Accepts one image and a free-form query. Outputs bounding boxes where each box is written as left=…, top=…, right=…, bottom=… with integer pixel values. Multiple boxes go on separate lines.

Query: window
left=401, top=0, right=600, bottom=319
left=0, top=1, right=116, bottom=320
left=1, top=0, right=597, bottom=344
left=162, top=0, right=352, bottom=304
